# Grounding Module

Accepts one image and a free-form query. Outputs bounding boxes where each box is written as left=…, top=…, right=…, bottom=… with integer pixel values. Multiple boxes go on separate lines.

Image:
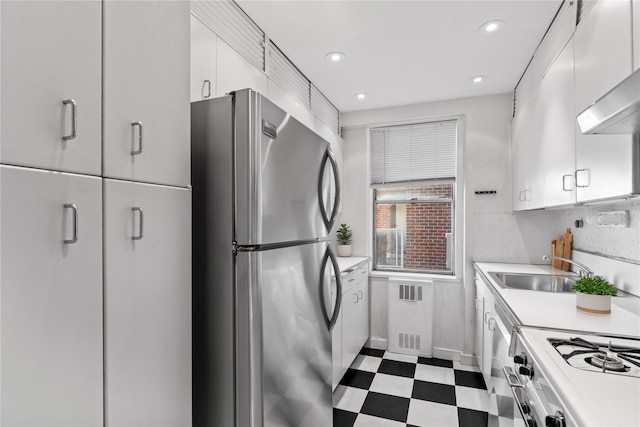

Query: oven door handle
left=502, top=366, right=523, bottom=388
left=504, top=366, right=537, bottom=427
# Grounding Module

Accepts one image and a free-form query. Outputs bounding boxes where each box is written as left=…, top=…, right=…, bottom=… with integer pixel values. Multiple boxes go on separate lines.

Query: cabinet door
left=474, top=277, right=484, bottom=372
left=355, top=279, right=369, bottom=352
left=574, top=0, right=637, bottom=202
left=0, top=1, right=101, bottom=175
left=216, top=38, right=268, bottom=97
left=0, top=166, right=103, bottom=425
left=341, top=277, right=369, bottom=374
left=103, top=1, right=190, bottom=187
left=481, top=289, right=495, bottom=391
left=341, top=283, right=359, bottom=374
left=104, top=180, right=192, bottom=426
left=512, top=86, right=544, bottom=211
left=190, top=15, right=217, bottom=102
left=540, top=39, right=576, bottom=207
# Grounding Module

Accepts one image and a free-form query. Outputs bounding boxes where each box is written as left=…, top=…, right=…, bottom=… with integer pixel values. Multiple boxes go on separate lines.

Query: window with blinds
left=370, top=120, right=457, bottom=185
left=370, top=120, right=458, bottom=275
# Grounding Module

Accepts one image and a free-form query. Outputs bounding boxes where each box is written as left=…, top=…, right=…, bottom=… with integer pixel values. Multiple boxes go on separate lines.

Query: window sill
left=369, top=270, right=461, bottom=283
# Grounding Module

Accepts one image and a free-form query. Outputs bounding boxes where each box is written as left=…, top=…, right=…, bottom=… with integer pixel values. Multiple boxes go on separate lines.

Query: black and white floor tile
left=333, top=347, right=489, bottom=427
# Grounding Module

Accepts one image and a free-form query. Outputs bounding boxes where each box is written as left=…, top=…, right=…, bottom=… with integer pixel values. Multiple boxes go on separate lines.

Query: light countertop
left=336, top=256, right=369, bottom=274
left=474, top=262, right=640, bottom=337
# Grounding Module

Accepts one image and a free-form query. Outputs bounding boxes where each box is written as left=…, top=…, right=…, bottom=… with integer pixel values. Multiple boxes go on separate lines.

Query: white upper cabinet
left=216, top=38, right=268, bottom=97
left=1, top=166, right=103, bottom=426
left=540, top=39, right=576, bottom=207
left=574, top=0, right=637, bottom=202
left=103, top=1, right=190, bottom=187
left=191, top=15, right=217, bottom=103
left=104, top=179, right=192, bottom=426
left=0, top=1, right=102, bottom=175
left=512, top=85, right=544, bottom=211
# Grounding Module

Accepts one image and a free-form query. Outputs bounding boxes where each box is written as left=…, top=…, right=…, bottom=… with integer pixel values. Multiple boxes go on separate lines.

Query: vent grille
left=514, top=0, right=577, bottom=116
left=311, top=84, right=341, bottom=135
left=191, top=0, right=265, bottom=71
left=398, top=333, right=421, bottom=350
left=269, top=41, right=311, bottom=109
left=398, top=283, right=423, bottom=302
left=388, top=278, right=433, bottom=357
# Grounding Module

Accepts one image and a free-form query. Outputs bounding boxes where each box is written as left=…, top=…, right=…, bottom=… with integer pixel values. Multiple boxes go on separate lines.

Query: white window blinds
left=370, top=120, right=457, bottom=185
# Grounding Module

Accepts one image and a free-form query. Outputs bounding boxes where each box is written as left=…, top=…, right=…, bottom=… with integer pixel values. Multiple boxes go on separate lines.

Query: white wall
left=546, top=201, right=640, bottom=262
left=341, top=93, right=560, bottom=359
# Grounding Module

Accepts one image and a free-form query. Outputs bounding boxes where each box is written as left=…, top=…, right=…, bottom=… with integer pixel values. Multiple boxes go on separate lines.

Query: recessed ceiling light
left=470, top=75, right=487, bottom=84
left=326, top=52, right=346, bottom=63
left=354, top=92, right=368, bottom=100
left=479, top=20, right=504, bottom=34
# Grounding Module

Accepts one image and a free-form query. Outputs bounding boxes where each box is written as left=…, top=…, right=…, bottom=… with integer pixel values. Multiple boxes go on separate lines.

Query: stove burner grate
left=586, top=354, right=630, bottom=372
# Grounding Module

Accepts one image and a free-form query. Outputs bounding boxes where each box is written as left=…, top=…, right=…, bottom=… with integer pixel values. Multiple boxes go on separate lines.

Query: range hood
left=577, top=67, right=640, bottom=135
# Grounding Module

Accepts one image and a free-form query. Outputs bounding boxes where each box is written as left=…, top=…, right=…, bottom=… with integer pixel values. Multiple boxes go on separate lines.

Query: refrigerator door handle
left=318, top=148, right=341, bottom=232
left=319, top=245, right=342, bottom=331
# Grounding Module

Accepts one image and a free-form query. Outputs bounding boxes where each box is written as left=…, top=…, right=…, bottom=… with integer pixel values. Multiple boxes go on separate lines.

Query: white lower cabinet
left=332, top=259, right=369, bottom=390
left=0, top=165, right=103, bottom=425
left=103, top=179, right=192, bottom=426
left=475, top=272, right=495, bottom=391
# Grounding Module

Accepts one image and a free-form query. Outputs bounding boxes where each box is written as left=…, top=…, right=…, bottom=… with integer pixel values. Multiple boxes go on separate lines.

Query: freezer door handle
left=319, top=245, right=342, bottom=331
left=318, top=148, right=341, bottom=233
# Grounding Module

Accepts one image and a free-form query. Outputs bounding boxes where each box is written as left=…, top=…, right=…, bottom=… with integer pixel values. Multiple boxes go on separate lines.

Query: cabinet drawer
left=341, top=261, right=369, bottom=293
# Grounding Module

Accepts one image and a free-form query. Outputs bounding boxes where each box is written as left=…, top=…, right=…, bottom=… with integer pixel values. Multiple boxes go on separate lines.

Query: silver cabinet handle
left=562, top=174, right=573, bottom=191
left=475, top=298, right=483, bottom=311
left=318, top=148, right=341, bottom=233
left=202, top=79, right=212, bottom=99
left=354, top=293, right=359, bottom=303
left=132, top=207, right=144, bottom=240
left=484, top=311, right=491, bottom=324
left=358, top=290, right=363, bottom=299
left=62, top=99, right=77, bottom=141
left=575, top=168, right=590, bottom=188
left=131, top=121, right=143, bottom=155
left=518, top=190, right=524, bottom=202
left=63, top=203, right=78, bottom=244
left=524, top=189, right=531, bottom=201
left=488, top=318, right=496, bottom=331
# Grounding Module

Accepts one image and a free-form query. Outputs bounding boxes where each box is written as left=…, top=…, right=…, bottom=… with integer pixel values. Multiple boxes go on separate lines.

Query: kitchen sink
left=487, top=272, right=577, bottom=293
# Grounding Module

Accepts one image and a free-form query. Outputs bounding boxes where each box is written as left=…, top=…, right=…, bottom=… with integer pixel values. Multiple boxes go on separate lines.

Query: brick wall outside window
left=375, top=183, right=453, bottom=272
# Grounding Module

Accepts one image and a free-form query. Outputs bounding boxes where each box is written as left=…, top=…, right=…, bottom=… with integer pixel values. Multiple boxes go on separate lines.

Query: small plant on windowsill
left=336, top=223, right=353, bottom=257
left=572, top=276, right=617, bottom=315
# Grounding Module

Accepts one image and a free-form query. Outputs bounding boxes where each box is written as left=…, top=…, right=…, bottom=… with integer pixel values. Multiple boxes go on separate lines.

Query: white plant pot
left=337, top=244, right=352, bottom=257
left=576, top=292, right=611, bottom=314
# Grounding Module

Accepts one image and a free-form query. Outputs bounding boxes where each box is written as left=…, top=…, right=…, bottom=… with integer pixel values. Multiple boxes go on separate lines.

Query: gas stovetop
left=548, top=337, right=640, bottom=378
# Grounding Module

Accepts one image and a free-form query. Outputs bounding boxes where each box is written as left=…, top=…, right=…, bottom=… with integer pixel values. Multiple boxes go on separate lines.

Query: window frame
left=365, top=116, right=464, bottom=279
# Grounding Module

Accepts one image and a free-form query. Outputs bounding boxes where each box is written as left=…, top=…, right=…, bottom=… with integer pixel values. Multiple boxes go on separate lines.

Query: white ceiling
left=237, top=0, right=562, bottom=112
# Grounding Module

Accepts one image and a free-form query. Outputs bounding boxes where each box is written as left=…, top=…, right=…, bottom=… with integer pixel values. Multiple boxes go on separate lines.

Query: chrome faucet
left=542, top=255, right=595, bottom=278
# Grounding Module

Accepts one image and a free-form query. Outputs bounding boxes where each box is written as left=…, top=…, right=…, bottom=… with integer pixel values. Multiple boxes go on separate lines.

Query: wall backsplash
left=549, top=199, right=640, bottom=262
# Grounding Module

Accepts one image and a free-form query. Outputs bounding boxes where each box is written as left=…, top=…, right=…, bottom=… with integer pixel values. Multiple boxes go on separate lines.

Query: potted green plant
left=336, top=223, right=353, bottom=257
left=572, top=276, right=618, bottom=314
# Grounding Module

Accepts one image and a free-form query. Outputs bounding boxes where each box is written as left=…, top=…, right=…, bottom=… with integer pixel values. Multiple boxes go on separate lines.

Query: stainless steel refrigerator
left=191, top=89, right=343, bottom=427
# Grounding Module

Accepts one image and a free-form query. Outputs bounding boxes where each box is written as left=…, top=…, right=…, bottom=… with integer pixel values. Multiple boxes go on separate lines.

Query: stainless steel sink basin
left=487, top=272, right=577, bottom=293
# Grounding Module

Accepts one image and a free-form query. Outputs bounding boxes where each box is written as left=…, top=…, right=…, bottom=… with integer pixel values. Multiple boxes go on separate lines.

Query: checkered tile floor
left=333, top=347, right=489, bottom=427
